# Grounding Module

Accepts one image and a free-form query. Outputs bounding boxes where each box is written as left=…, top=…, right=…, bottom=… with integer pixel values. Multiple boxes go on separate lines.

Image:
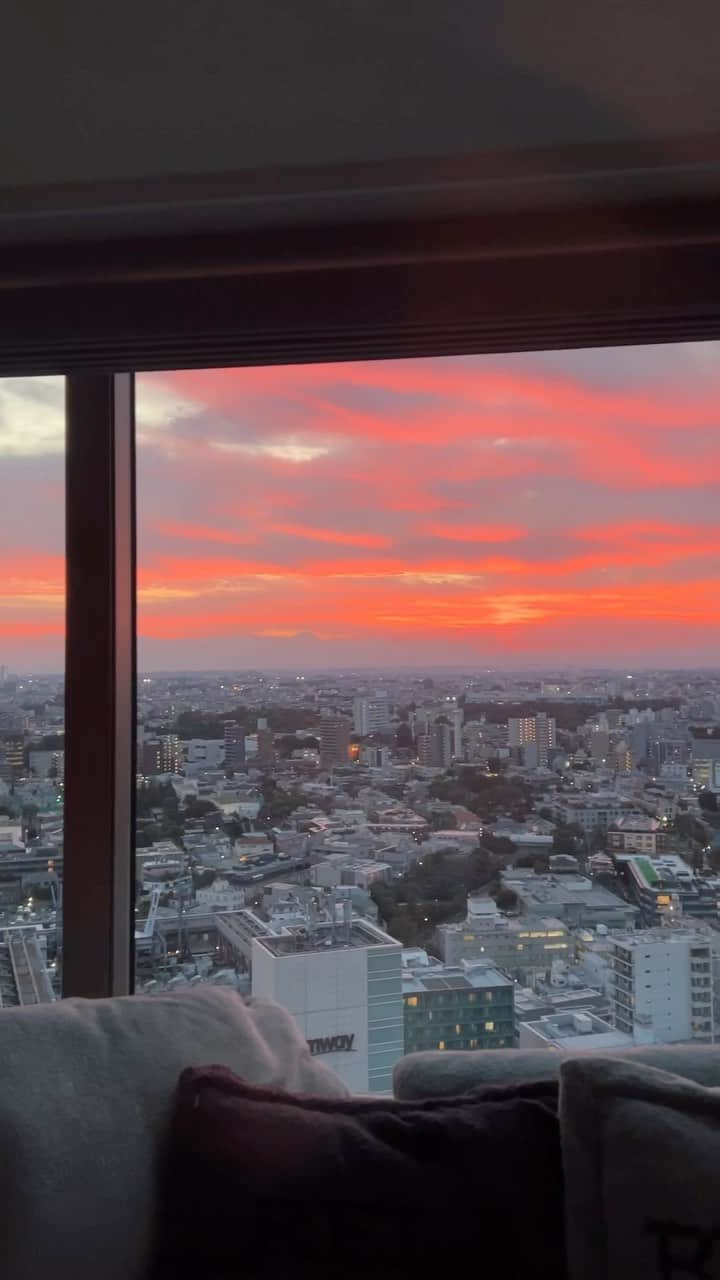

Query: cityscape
left=2, top=664, right=720, bottom=1093
left=2, top=346, right=720, bottom=1088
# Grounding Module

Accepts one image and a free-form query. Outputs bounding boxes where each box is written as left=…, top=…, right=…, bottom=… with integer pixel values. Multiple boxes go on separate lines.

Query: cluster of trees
left=370, top=844, right=518, bottom=948
left=275, top=734, right=319, bottom=758
left=257, top=779, right=303, bottom=827
left=136, top=780, right=225, bottom=847
left=551, top=821, right=586, bottom=857
left=674, top=811, right=711, bottom=847
left=427, top=768, right=535, bottom=823
left=171, top=705, right=315, bottom=740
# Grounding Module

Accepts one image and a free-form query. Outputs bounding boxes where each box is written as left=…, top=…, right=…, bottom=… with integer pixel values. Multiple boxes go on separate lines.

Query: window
left=118, top=339, right=720, bottom=1084
left=0, top=377, right=65, bottom=1007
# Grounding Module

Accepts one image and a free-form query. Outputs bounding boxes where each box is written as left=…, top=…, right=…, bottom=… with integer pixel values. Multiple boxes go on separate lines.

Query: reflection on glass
left=0, top=377, right=65, bottom=1005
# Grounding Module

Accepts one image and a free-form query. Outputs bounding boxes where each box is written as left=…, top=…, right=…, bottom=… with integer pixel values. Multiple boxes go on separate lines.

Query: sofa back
left=394, top=1042, right=720, bottom=1099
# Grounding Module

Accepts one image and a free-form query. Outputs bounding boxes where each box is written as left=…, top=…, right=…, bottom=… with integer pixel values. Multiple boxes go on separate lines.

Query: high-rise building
left=223, top=720, right=246, bottom=773
left=159, top=733, right=183, bottom=774
left=318, top=717, right=351, bottom=768
left=451, top=706, right=464, bottom=759
left=403, top=954, right=515, bottom=1053
left=255, top=718, right=276, bottom=768
left=0, top=736, right=24, bottom=783
left=251, top=915, right=403, bottom=1092
left=352, top=693, right=392, bottom=736
left=508, top=713, right=556, bottom=766
left=139, top=736, right=182, bottom=775
left=417, top=721, right=452, bottom=769
left=611, top=929, right=718, bottom=1044
left=690, top=727, right=720, bottom=792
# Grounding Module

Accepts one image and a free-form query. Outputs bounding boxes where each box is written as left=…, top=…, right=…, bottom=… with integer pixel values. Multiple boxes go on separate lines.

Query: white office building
left=251, top=915, right=403, bottom=1093
left=611, top=928, right=718, bottom=1045
left=353, top=694, right=392, bottom=736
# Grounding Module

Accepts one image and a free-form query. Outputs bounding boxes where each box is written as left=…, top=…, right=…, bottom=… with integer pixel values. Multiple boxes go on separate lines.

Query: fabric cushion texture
left=0, top=989, right=348, bottom=1280
left=560, top=1056, right=720, bottom=1280
left=152, top=1064, right=566, bottom=1280
left=394, top=1042, right=720, bottom=1099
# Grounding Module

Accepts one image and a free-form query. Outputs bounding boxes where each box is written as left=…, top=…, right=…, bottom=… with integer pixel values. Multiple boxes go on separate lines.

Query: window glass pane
left=135, top=345, right=720, bottom=1088
left=0, top=377, right=64, bottom=1005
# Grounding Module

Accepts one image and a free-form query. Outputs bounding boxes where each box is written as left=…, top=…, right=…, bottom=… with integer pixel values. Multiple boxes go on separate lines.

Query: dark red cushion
left=151, top=1065, right=565, bottom=1280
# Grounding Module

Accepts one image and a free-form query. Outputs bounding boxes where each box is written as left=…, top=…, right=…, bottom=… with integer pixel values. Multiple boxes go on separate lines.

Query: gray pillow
left=560, top=1056, right=720, bottom=1280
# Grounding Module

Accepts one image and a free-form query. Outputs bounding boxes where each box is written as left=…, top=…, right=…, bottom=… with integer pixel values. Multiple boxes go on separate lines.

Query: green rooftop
left=636, top=858, right=658, bottom=885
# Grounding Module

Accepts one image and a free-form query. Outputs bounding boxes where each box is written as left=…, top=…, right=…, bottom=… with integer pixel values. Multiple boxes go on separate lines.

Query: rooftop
left=612, top=926, right=716, bottom=950
left=402, top=959, right=512, bottom=995
left=502, top=872, right=633, bottom=913
left=438, top=912, right=566, bottom=937
left=520, top=1010, right=632, bottom=1050
left=255, top=918, right=399, bottom=957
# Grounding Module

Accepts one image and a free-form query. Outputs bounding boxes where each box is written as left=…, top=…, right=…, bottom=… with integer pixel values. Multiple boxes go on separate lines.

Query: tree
left=698, top=791, right=719, bottom=814
left=552, top=822, right=583, bottom=857
left=429, top=809, right=457, bottom=831
left=257, top=782, right=301, bottom=827
left=494, top=887, right=519, bottom=912
left=182, top=797, right=219, bottom=820
left=481, top=834, right=515, bottom=858
left=276, top=734, right=319, bottom=757
left=675, top=812, right=708, bottom=846
left=192, top=869, right=216, bottom=889
left=396, top=723, right=414, bottom=749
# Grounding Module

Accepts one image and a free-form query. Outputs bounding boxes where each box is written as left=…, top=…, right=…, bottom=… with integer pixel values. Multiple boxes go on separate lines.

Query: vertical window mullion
left=63, top=373, right=136, bottom=997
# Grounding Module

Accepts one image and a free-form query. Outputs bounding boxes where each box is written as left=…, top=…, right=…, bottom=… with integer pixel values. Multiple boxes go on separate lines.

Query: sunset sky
left=2, top=342, right=720, bottom=672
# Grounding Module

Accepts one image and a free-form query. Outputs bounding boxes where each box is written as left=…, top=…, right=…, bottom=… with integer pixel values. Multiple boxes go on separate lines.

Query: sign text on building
left=307, top=1033, right=355, bottom=1056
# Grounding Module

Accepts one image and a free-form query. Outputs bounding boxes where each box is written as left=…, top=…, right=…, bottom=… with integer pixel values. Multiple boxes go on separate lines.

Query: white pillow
left=0, top=989, right=348, bottom=1280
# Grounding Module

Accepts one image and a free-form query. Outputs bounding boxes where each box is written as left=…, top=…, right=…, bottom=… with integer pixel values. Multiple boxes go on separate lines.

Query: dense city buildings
left=4, top=660, right=720, bottom=1066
